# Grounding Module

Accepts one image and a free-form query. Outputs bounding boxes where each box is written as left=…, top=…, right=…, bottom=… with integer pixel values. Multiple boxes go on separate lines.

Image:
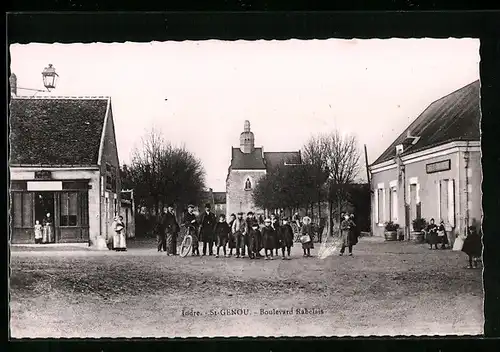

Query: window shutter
left=374, top=189, right=379, bottom=224
left=448, top=179, right=455, bottom=227
left=437, top=181, right=441, bottom=222
left=382, top=188, right=386, bottom=222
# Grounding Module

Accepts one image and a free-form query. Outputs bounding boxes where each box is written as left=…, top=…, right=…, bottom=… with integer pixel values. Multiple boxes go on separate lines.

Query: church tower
left=239, top=120, right=255, bottom=153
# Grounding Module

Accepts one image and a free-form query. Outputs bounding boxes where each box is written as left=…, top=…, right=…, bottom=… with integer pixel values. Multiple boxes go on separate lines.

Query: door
left=35, top=192, right=56, bottom=243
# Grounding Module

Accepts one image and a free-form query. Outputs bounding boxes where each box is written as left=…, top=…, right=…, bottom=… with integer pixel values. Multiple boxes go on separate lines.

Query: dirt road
left=10, top=237, right=483, bottom=337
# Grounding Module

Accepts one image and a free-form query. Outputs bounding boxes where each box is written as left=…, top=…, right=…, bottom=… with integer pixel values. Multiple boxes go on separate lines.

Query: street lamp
left=9, top=64, right=59, bottom=96
left=42, top=64, right=58, bottom=91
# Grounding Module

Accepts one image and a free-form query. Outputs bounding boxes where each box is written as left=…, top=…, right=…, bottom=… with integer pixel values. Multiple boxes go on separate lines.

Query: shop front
left=10, top=179, right=90, bottom=244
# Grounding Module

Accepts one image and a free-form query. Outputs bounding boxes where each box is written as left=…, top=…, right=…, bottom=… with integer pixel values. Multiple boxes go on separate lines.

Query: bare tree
left=128, top=128, right=206, bottom=217
left=322, top=131, right=361, bottom=235
left=302, top=135, right=330, bottom=221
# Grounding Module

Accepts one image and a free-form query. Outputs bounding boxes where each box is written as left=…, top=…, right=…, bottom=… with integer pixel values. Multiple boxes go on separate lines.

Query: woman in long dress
left=340, top=213, right=357, bottom=256
left=425, top=218, right=439, bottom=250
left=112, top=215, right=127, bottom=251
left=262, top=218, right=276, bottom=260
left=42, top=213, right=54, bottom=243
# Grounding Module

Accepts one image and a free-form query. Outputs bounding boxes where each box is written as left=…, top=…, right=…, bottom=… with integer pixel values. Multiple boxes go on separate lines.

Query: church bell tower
left=239, top=120, right=255, bottom=154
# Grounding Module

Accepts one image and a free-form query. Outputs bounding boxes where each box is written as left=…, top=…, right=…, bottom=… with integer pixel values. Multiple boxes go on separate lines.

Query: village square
left=9, top=39, right=483, bottom=337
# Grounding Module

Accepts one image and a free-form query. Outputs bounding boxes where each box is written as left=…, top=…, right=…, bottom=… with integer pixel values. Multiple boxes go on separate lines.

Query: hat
left=188, top=204, right=195, bottom=209
left=247, top=211, right=254, bottom=215
left=302, top=216, right=311, bottom=224
left=204, top=203, right=211, bottom=209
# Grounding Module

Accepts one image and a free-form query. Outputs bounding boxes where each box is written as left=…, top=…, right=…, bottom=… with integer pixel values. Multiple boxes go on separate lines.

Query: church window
left=244, top=178, right=252, bottom=190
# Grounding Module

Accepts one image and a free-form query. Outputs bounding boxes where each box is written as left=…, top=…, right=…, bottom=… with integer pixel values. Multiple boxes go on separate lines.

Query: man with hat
left=199, top=203, right=216, bottom=256
left=183, top=204, right=200, bottom=256
left=162, top=203, right=180, bottom=255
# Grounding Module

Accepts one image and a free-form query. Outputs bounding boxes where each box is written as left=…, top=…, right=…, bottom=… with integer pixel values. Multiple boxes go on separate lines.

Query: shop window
left=60, top=192, right=78, bottom=226
left=11, top=192, right=34, bottom=228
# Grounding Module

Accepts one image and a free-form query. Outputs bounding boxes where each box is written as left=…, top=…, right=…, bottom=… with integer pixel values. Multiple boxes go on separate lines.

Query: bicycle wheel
left=180, top=235, right=193, bottom=257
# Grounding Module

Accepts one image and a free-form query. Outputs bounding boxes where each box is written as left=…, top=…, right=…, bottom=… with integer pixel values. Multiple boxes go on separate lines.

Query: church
left=226, top=120, right=302, bottom=217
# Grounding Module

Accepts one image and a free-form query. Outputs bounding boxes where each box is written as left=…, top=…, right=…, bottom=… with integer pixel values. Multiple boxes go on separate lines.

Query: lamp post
left=10, top=64, right=59, bottom=96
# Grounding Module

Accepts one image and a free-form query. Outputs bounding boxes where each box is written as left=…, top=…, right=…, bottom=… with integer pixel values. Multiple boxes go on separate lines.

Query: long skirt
left=43, top=225, right=53, bottom=243
left=113, top=231, right=127, bottom=250
left=426, top=231, right=439, bottom=245
left=166, top=231, right=177, bottom=254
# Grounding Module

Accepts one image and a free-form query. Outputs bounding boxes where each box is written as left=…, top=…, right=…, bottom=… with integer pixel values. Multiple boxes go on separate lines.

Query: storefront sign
left=27, top=181, right=63, bottom=191
left=34, top=170, right=52, bottom=180
left=426, top=159, right=451, bottom=174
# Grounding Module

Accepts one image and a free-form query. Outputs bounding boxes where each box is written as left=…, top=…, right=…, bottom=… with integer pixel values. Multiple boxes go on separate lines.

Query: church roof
left=264, top=151, right=302, bottom=170
left=371, top=80, right=480, bottom=166
left=230, top=147, right=266, bottom=170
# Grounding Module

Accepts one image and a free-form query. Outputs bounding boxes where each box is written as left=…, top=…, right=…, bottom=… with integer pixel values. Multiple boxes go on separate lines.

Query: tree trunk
left=328, top=200, right=333, bottom=236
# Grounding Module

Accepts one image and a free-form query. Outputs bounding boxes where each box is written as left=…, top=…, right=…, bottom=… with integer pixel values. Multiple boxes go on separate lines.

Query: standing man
left=199, top=203, right=216, bottom=256
left=157, top=208, right=167, bottom=252
left=270, top=213, right=280, bottom=256
left=183, top=204, right=200, bottom=256
left=163, top=204, right=180, bottom=255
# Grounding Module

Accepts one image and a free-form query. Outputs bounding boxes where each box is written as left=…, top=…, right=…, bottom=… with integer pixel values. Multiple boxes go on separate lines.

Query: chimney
left=9, top=73, right=17, bottom=96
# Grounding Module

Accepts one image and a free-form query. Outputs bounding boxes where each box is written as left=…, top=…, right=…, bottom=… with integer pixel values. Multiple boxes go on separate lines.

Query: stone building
left=9, top=96, right=123, bottom=246
left=368, top=80, right=481, bottom=243
left=225, top=120, right=302, bottom=217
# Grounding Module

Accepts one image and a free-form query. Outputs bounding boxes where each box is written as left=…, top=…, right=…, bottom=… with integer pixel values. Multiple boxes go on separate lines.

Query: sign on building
left=426, top=159, right=451, bottom=174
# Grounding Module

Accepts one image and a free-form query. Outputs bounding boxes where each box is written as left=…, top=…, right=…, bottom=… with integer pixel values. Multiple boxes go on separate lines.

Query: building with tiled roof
left=226, top=120, right=302, bottom=216
left=368, top=80, right=481, bottom=241
left=9, top=96, right=125, bottom=246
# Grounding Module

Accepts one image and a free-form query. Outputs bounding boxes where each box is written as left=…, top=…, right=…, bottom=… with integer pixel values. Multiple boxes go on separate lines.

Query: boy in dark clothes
left=279, top=218, right=294, bottom=260
left=215, top=214, right=231, bottom=258
left=247, top=222, right=260, bottom=259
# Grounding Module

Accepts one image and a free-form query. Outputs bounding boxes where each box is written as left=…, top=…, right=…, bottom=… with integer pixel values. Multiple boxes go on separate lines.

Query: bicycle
left=179, top=224, right=197, bottom=257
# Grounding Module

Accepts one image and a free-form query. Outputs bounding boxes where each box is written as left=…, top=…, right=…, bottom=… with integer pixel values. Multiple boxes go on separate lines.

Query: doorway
left=35, top=192, right=55, bottom=224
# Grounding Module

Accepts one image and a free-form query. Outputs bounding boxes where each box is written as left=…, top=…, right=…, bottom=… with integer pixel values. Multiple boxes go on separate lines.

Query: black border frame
left=4, top=5, right=500, bottom=351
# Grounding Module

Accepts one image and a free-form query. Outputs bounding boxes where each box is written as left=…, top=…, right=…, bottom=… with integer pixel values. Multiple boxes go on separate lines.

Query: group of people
left=33, top=212, right=54, bottom=244
left=154, top=202, right=363, bottom=260
left=424, top=217, right=482, bottom=268
left=155, top=203, right=320, bottom=259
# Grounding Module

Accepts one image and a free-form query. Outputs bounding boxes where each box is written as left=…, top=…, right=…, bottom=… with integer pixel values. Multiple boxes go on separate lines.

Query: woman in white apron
left=112, top=215, right=127, bottom=251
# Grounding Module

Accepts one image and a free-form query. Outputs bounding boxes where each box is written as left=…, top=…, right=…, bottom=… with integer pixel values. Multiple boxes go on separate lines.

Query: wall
left=99, top=105, right=122, bottom=243
left=371, top=152, right=465, bottom=237
left=10, top=167, right=100, bottom=243
left=226, top=169, right=266, bottom=217
left=459, top=149, right=482, bottom=232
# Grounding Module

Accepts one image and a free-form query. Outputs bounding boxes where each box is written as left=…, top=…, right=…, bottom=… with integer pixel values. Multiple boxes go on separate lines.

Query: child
left=270, top=214, right=280, bottom=256
left=227, top=213, right=236, bottom=257
left=34, top=220, right=43, bottom=244
left=462, top=226, right=482, bottom=269
left=247, top=223, right=261, bottom=259
left=438, top=220, right=449, bottom=249
left=262, top=218, right=276, bottom=260
left=279, top=218, right=294, bottom=260
left=301, top=216, right=314, bottom=257
left=215, top=214, right=231, bottom=258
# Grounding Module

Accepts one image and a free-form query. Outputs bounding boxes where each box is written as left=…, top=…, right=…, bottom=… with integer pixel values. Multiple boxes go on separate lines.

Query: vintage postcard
left=8, top=38, right=482, bottom=338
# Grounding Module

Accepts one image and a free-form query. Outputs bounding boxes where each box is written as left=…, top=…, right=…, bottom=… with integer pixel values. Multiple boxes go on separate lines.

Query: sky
left=10, top=39, right=480, bottom=191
